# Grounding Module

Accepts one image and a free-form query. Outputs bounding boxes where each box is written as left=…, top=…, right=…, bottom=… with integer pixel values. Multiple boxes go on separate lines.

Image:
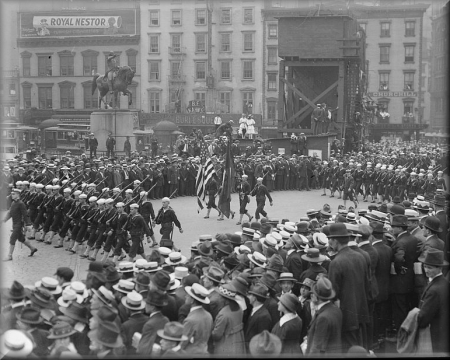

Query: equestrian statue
left=91, top=51, right=135, bottom=109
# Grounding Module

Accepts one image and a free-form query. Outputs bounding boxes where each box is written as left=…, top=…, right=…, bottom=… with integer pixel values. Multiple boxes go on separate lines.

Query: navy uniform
left=250, top=181, right=273, bottom=220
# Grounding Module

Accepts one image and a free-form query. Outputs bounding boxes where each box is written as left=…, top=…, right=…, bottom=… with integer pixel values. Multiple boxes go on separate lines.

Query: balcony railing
left=402, top=116, right=416, bottom=124
left=3, top=69, right=19, bottom=78
left=168, top=74, right=186, bottom=83
left=168, top=46, right=186, bottom=55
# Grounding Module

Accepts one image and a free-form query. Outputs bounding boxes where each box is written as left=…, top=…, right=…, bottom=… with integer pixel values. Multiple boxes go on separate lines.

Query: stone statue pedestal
left=90, top=110, right=138, bottom=154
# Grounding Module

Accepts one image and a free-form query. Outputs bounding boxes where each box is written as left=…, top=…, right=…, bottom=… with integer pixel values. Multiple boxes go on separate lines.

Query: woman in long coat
left=271, top=293, right=303, bottom=355
left=211, top=283, right=246, bottom=356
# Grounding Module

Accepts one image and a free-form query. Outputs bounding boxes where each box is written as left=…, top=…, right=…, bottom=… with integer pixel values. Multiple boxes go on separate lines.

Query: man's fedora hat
left=248, top=283, right=269, bottom=299
left=16, top=307, right=43, bottom=325
left=249, top=330, right=282, bottom=357
left=197, top=241, right=214, bottom=256
left=7, top=281, right=26, bottom=300
left=312, top=275, right=336, bottom=300
left=29, top=287, right=54, bottom=309
left=418, top=248, right=448, bottom=267
left=327, top=223, right=351, bottom=238
left=157, top=322, right=189, bottom=342
left=47, top=321, right=77, bottom=340
left=203, top=266, right=225, bottom=284
left=59, top=301, right=89, bottom=324
left=88, top=321, right=123, bottom=348
left=151, top=270, right=171, bottom=291
left=301, top=248, right=327, bottom=263
left=390, top=215, right=408, bottom=227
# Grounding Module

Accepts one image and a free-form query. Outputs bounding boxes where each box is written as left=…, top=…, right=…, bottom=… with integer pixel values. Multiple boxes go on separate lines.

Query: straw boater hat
left=276, top=272, right=296, bottom=283
left=121, top=291, right=146, bottom=311
left=34, top=277, right=62, bottom=295
left=0, top=330, right=34, bottom=358
left=185, top=283, right=211, bottom=304
left=247, top=252, right=267, bottom=268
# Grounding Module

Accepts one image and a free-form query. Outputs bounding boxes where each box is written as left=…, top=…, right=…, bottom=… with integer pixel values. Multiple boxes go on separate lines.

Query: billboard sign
left=19, top=9, right=137, bottom=38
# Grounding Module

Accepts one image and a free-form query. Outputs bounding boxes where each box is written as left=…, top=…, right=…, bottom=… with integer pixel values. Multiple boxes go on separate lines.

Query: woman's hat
left=301, top=248, right=327, bottom=263
left=279, top=293, right=299, bottom=313
left=249, top=330, right=282, bottom=357
left=59, top=301, right=89, bottom=324
left=16, top=307, right=43, bottom=325
left=88, top=321, right=123, bottom=348
left=0, top=330, right=33, bottom=358
left=418, top=248, right=448, bottom=267
left=47, top=321, right=77, bottom=339
left=185, top=283, right=211, bottom=304
left=215, top=283, right=238, bottom=301
left=112, top=279, right=135, bottom=294
left=57, top=287, right=83, bottom=308
left=299, top=277, right=316, bottom=289
left=423, top=216, right=443, bottom=233
left=277, top=272, right=296, bottom=282
left=247, top=252, right=267, bottom=268
left=312, top=275, right=336, bottom=300
left=165, top=252, right=187, bottom=266
left=145, top=289, right=169, bottom=307
left=157, top=322, right=188, bottom=342
left=121, top=291, right=146, bottom=311
left=34, top=277, right=62, bottom=295
left=29, top=287, right=54, bottom=309
left=197, top=241, right=214, bottom=256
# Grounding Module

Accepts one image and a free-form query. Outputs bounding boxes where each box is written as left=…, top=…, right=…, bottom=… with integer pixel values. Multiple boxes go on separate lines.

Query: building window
left=82, top=52, right=98, bottom=76
left=127, top=53, right=137, bottom=72
left=242, top=92, right=253, bottom=113
left=83, top=84, right=98, bottom=109
left=219, top=91, right=231, bottom=113
left=170, top=61, right=181, bottom=77
left=405, top=21, right=415, bottom=36
left=23, top=86, right=31, bottom=109
left=378, top=100, right=389, bottom=113
left=405, top=45, right=415, bottom=62
left=380, top=22, right=390, bottom=37
left=171, top=34, right=181, bottom=53
left=268, top=73, right=277, bottom=90
left=242, top=60, right=254, bottom=80
left=149, top=91, right=160, bottom=113
left=243, top=8, right=254, bottom=24
left=380, top=46, right=390, bottom=63
left=267, top=100, right=277, bottom=120
left=60, top=55, right=74, bottom=76
left=149, top=35, right=159, bottom=53
left=149, top=61, right=160, bottom=81
left=194, top=91, right=206, bottom=104
left=149, top=10, right=160, bottom=26
left=196, top=9, right=207, bottom=25
left=23, top=57, right=30, bottom=76
left=38, top=55, right=52, bottom=76
left=195, top=61, right=206, bottom=80
left=268, top=47, right=278, bottom=64
left=221, top=8, right=231, bottom=24
left=171, top=10, right=182, bottom=25
left=404, top=72, right=414, bottom=90
left=437, top=98, right=444, bottom=113
left=220, top=61, right=231, bottom=80
left=379, top=72, right=389, bottom=90
left=60, top=85, right=75, bottom=109
left=195, top=34, right=207, bottom=53
left=9, top=84, right=16, bottom=95
left=38, top=86, right=52, bottom=109
left=359, top=23, right=367, bottom=33
left=268, top=24, right=278, bottom=38
left=403, top=100, right=414, bottom=115
left=243, top=32, right=254, bottom=52
left=220, top=33, right=231, bottom=52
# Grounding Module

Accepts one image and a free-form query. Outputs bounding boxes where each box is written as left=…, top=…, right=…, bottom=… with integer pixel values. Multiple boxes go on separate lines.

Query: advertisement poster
left=308, top=149, right=322, bottom=159
left=19, top=9, right=137, bottom=38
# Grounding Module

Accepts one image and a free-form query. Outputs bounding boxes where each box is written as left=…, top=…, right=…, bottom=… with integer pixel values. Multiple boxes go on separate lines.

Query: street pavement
left=1, top=189, right=354, bottom=288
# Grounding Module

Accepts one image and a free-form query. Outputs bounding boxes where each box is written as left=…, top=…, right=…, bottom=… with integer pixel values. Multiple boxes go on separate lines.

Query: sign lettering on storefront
left=19, top=10, right=137, bottom=38
left=370, top=123, right=425, bottom=130
left=367, top=91, right=417, bottom=97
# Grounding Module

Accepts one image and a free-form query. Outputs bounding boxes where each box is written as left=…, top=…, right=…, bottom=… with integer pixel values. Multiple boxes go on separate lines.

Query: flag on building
left=218, top=139, right=234, bottom=218
left=196, top=157, right=216, bottom=212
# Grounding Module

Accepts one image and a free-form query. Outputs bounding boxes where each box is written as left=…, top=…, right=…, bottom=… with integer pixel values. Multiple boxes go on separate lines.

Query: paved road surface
left=1, top=189, right=355, bottom=288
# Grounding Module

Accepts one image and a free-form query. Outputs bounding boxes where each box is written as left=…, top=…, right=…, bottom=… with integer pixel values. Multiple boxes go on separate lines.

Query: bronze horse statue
left=92, top=65, right=135, bottom=109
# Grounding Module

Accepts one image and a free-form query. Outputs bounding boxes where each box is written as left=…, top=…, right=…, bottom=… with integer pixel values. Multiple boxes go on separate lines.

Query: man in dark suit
left=121, top=292, right=149, bottom=355
left=327, top=223, right=371, bottom=352
left=389, top=214, right=419, bottom=333
left=104, top=164, right=115, bottom=189
left=370, top=222, right=393, bottom=344
left=244, top=283, right=272, bottom=350
left=417, top=249, right=449, bottom=353
left=95, top=165, right=106, bottom=192
left=306, top=275, right=343, bottom=355
left=420, top=216, right=445, bottom=256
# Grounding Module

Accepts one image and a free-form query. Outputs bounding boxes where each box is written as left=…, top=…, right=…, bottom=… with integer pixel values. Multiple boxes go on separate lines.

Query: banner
left=19, top=10, right=137, bottom=38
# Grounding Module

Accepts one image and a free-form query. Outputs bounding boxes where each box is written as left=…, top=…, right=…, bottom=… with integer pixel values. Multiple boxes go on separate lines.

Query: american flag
left=196, top=157, right=216, bottom=212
